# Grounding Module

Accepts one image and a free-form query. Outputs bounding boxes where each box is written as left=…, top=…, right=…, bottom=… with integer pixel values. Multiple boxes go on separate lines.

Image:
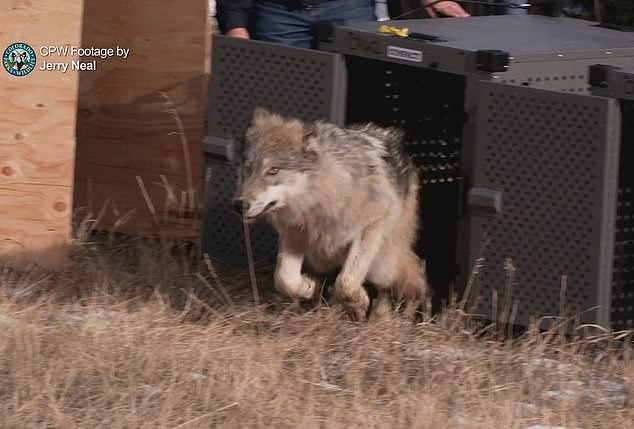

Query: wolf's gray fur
left=233, top=107, right=428, bottom=320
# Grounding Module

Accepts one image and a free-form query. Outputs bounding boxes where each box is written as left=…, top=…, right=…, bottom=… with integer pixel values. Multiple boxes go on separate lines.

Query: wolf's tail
left=393, top=250, right=429, bottom=302
left=392, top=168, right=429, bottom=301
left=403, top=168, right=421, bottom=247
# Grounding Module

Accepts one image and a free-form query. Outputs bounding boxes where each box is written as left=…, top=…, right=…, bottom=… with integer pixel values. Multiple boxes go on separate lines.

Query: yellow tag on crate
left=378, top=25, right=410, bottom=37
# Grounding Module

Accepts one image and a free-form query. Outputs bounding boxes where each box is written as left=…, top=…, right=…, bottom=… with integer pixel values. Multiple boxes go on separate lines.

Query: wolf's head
left=233, top=107, right=318, bottom=223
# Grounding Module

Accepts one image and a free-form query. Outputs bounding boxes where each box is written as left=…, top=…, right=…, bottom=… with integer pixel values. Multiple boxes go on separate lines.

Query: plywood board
left=73, top=0, right=210, bottom=241
left=0, top=0, right=83, bottom=268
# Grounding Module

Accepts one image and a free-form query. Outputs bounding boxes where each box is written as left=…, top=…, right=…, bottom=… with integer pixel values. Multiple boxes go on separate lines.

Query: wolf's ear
left=302, top=124, right=319, bottom=159
left=252, top=106, right=272, bottom=122
left=302, top=123, right=316, bottom=140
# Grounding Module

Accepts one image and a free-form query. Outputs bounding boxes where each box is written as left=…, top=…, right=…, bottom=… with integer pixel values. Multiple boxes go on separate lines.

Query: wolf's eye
left=267, top=167, right=280, bottom=175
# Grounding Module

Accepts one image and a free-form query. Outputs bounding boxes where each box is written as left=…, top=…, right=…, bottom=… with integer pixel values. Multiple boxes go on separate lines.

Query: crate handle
left=468, top=187, right=503, bottom=215
left=203, top=136, right=238, bottom=162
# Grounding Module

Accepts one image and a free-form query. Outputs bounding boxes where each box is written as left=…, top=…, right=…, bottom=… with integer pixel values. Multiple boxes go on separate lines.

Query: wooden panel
left=74, top=0, right=210, bottom=241
left=0, top=0, right=83, bottom=268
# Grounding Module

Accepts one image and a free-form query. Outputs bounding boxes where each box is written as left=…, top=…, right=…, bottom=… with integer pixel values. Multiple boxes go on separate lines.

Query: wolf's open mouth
left=244, top=201, right=277, bottom=223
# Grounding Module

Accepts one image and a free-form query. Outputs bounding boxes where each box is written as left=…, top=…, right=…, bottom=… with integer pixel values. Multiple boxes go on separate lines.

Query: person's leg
left=316, top=0, right=376, bottom=23
left=251, top=0, right=375, bottom=49
left=251, top=1, right=314, bottom=48
left=306, top=0, right=375, bottom=48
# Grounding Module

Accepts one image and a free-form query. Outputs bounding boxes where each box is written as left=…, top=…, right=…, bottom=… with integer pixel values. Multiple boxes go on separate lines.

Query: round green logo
left=3, top=42, right=37, bottom=77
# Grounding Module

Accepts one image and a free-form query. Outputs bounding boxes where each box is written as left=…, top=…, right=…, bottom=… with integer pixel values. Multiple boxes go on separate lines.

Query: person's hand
left=227, top=27, right=250, bottom=39
left=423, top=0, right=470, bottom=18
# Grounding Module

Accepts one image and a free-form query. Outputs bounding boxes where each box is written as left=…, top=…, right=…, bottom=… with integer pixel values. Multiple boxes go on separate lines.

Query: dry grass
left=0, top=238, right=633, bottom=429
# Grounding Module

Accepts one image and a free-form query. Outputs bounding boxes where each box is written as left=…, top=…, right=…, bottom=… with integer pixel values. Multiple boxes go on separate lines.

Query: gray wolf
left=233, top=107, right=428, bottom=320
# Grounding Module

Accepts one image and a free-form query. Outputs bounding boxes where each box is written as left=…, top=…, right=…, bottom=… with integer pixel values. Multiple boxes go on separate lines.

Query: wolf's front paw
left=300, top=274, right=319, bottom=301
left=334, top=283, right=370, bottom=321
left=274, top=272, right=317, bottom=301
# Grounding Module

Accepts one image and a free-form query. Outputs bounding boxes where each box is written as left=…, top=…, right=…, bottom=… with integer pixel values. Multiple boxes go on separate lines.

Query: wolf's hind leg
left=334, top=221, right=385, bottom=321
left=366, top=253, right=397, bottom=321
left=274, top=243, right=317, bottom=301
left=369, top=290, right=393, bottom=321
left=368, top=242, right=428, bottom=320
left=396, top=251, right=429, bottom=320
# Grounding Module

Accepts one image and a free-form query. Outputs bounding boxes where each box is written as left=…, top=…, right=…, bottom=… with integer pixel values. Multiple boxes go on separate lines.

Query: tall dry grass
left=0, top=237, right=632, bottom=429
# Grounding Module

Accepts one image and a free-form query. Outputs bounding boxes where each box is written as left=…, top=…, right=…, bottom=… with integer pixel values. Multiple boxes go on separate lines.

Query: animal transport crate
left=463, top=80, right=625, bottom=329
left=589, top=65, right=634, bottom=330
left=457, top=65, right=634, bottom=330
left=202, top=35, right=347, bottom=272
left=459, top=63, right=634, bottom=330
left=202, top=14, right=634, bottom=325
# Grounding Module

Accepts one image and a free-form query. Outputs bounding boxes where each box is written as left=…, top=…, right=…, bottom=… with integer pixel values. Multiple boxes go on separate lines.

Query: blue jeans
left=251, top=0, right=376, bottom=49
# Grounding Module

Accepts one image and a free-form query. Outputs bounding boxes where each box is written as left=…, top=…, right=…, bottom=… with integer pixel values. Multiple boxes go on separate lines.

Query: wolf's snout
left=232, top=198, right=248, bottom=216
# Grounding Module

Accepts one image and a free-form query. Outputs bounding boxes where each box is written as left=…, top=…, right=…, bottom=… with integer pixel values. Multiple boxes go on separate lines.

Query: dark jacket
left=216, top=0, right=254, bottom=33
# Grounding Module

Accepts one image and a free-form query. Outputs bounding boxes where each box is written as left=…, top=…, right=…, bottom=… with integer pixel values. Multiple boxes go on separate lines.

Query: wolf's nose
left=232, top=198, right=248, bottom=216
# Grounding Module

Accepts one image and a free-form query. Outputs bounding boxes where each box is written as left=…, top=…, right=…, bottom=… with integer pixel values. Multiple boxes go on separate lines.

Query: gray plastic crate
left=591, top=66, right=634, bottom=330
left=332, top=15, right=634, bottom=93
left=202, top=35, right=346, bottom=270
left=462, top=81, right=622, bottom=328
left=333, top=14, right=634, bottom=305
